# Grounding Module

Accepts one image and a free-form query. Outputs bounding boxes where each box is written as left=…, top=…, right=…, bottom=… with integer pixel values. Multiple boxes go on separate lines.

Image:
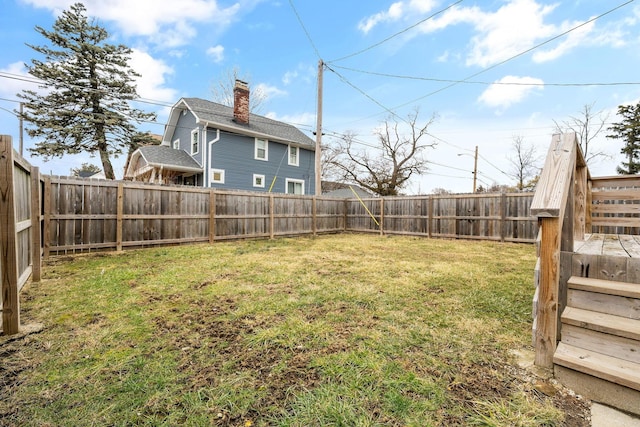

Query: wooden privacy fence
left=0, top=135, right=41, bottom=335
left=44, top=176, right=538, bottom=254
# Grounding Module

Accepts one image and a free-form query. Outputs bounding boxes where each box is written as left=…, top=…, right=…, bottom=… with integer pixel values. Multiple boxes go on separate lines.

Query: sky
left=1, top=0, right=639, bottom=194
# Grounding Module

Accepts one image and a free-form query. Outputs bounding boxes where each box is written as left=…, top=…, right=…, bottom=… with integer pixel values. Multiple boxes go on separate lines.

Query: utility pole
left=472, top=145, right=478, bottom=193
left=315, top=59, right=323, bottom=196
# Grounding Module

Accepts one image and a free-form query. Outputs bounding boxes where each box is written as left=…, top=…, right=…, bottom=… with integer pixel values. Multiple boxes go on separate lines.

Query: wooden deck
left=574, top=234, right=640, bottom=258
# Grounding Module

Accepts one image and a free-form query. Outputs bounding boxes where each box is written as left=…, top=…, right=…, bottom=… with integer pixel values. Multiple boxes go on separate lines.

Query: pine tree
left=607, top=103, right=640, bottom=175
left=18, top=2, right=155, bottom=179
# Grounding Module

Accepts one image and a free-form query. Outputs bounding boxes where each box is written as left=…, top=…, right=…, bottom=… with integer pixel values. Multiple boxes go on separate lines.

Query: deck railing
left=531, top=132, right=640, bottom=367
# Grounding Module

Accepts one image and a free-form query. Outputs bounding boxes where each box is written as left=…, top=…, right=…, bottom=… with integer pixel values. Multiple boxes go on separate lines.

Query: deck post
left=535, top=217, right=561, bottom=367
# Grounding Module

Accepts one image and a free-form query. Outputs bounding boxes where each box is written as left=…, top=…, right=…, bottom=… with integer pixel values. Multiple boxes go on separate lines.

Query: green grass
left=1, top=234, right=577, bottom=426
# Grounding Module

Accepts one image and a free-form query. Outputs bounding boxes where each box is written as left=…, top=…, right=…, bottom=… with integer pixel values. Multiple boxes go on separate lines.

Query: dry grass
left=0, top=234, right=589, bottom=426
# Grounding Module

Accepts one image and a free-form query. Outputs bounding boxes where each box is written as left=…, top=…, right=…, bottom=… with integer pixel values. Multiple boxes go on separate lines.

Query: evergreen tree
left=607, top=103, right=640, bottom=175
left=71, top=162, right=102, bottom=177
left=18, top=2, right=155, bottom=179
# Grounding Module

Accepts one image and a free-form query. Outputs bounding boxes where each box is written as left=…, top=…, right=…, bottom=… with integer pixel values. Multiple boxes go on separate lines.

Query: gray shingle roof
left=139, top=145, right=202, bottom=171
left=182, top=98, right=315, bottom=148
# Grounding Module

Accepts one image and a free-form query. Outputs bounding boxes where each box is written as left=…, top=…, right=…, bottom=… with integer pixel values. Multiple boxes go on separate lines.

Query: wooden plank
left=567, top=288, right=640, bottom=319
left=561, top=306, right=640, bottom=341
left=592, top=189, right=640, bottom=201
left=531, top=133, right=577, bottom=218
left=591, top=217, right=640, bottom=228
left=575, top=234, right=604, bottom=255
left=591, top=175, right=640, bottom=188
left=535, top=217, right=561, bottom=368
left=568, top=276, right=640, bottom=298
left=601, top=235, right=629, bottom=257
left=618, top=235, right=640, bottom=258
left=561, top=324, right=640, bottom=364
left=0, top=135, right=20, bottom=335
left=554, top=342, right=640, bottom=392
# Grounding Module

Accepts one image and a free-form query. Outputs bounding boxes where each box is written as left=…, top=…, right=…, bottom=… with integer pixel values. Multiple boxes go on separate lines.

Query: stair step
left=562, top=324, right=640, bottom=364
left=567, top=288, right=640, bottom=319
left=561, top=307, right=640, bottom=341
left=554, top=342, right=640, bottom=392
left=568, top=276, right=640, bottom=299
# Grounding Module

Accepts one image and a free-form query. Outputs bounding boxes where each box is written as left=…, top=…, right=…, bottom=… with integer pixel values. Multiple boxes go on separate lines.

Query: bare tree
left=327, top=109, right=436, bottom=196
left=507, top=136, right=540, bottom=191
left=553, top=102, right=610, bottom=164
left=210, top=66, right=267, bottom=113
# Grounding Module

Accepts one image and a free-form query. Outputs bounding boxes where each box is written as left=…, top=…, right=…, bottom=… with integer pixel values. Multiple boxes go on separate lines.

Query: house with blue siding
left=125, top=80, right=316, bottom=195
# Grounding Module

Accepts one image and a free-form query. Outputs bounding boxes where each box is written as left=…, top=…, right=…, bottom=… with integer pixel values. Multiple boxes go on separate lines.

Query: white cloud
left=206, top=45, right=225, bottom=63
left=129, top=49, right=177, bottom=102
left=22, top=0, right=244, bottom=47
left=532, top=20, right=594, bottom=63
left=282, top=64, right=315, bottom=85
left=464, top=0, right=559, bottom=67
left=478, top=75, right=544, bottom=109
left=254, top=83, right=287, bottom=100
left=358, top=1, right=404, bottom=34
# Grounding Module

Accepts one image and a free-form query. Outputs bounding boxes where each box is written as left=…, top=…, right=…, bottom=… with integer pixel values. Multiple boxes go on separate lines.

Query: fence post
left=500, top=192, right=507, bottom=242
left=269, top=194, right=275, bottom=239
left=379, top=198, right=384, bottom=236
left=116, top=182, right=124, bottom=251
left=427, top=196, right=433, bottom=238
left=0, top=135, right=20, bottom=335
left=312, top=197, right=317, bottom=236
left=209, top=189, right=216, bottom=244
left=43, top=176, right=51, bottom=259
left=30, top=167, right=41, bottom=282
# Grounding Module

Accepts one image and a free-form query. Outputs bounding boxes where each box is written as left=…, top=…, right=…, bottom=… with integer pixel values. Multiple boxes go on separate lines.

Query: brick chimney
left=233, top=79, right=250, bottom=124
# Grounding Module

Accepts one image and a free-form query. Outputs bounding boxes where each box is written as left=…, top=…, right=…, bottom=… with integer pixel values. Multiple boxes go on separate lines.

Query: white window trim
left=211, top=168, right=225, bottom=184
left=253, top=174, right=265, bottom=188
left=191, top=128, right=200, bottom=155
left=172, top=139, right=180, bottom=150
left=255, top=138, right=268, bottom=161
left=288, top=145, right=299, bottom=166
left=285, top=178, right=305, bottom=195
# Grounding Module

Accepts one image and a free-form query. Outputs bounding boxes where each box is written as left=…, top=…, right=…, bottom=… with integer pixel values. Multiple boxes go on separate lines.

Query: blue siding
left=210, top=132, right=315, bottom=194
left=166, top=110, right=315, bottom=194
left=172, top=112, right=204, bottom=166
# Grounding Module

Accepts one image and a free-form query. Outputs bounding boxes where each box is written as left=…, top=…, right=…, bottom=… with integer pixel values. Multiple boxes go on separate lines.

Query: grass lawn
left=0, top=234, right=589, bottom=426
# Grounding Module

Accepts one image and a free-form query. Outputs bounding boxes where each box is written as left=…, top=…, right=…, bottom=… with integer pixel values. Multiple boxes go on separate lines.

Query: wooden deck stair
left=553, top=276, right=640, bottom=416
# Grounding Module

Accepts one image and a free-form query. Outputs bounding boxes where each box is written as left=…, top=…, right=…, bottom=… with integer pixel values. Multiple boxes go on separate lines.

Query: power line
left=329, top=65, right=640, bottom=88
left=288, top=0, right=322, bottom=60
left=329, top=0, right=464, bottom=63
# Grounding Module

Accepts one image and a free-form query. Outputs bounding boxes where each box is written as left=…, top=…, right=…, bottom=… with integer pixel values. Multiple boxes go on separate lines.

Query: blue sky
left=1, top=0, right=639, bottom=193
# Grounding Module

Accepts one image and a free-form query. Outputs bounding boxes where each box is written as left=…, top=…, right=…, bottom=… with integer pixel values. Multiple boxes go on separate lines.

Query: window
left=253, top=174, right=265, bottom=188
left=172, top=139, right=180, bottom=150
left=211, top=168, right=225, bottom=184
left=288, top=145, right=299, bottom=166
left=286, top=178, right=304, bottom=195
left=255, top=138, right=268, bottom=161
left=191, top=129, right=199, bottom=155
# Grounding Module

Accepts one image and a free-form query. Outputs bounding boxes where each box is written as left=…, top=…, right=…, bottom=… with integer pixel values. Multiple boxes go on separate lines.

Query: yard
left=0, top=234, right=589, bottom=426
